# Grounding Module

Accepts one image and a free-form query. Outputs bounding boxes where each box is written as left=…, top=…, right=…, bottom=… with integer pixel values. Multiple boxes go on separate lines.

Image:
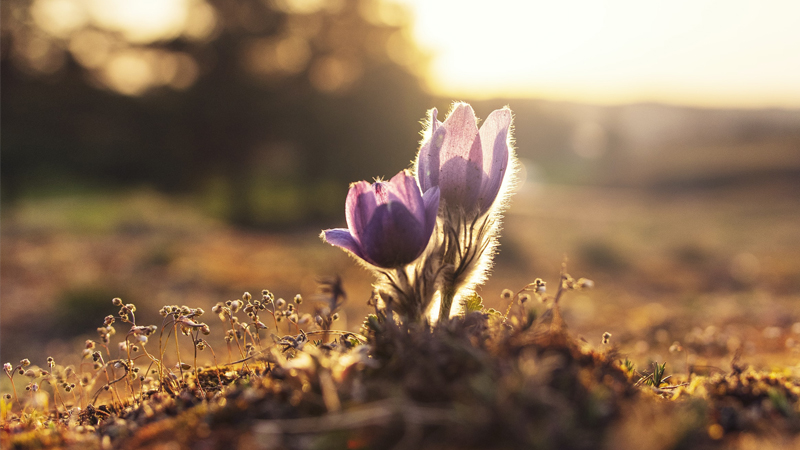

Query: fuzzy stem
left=438, top=284, right=456, bottom=323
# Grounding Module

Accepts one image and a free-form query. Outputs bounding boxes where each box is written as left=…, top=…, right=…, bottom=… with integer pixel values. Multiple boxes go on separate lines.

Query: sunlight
left=88, top=0, right=189, bottom=43
left=398, top=0, right=800, bottom=108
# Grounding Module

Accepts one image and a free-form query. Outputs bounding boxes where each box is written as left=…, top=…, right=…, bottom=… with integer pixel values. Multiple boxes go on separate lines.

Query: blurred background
left=2, top=0, right=800, bottom=372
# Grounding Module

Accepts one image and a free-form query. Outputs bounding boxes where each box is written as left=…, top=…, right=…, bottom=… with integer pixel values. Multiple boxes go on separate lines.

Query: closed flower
left=417, top=103, right=512, bottom=216
left=322, top=170, right=439, bottom=268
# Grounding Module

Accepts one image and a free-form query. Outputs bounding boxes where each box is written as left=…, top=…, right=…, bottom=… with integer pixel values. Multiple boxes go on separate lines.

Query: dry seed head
left=21, top=359, right=31, bottom=367
left=294, top=294, right=303, bottom=304
left=534, top=278, right=546, bottom=294
left=243, top=292, right=252, bottom=302
left=276, top=298, right=286, bottom=308
left=112, top=298, right=123, bottom=306
left=332, top=313, right=340, bottom=321
left=4, top=362, right=12, bottom=373
left=577, top=278, right=594, bottom=289
left=602, top=332, right=612, bottom=344
left=501, top=289, right=514, bottom=300
left=519, top=293, right=531, bottom=304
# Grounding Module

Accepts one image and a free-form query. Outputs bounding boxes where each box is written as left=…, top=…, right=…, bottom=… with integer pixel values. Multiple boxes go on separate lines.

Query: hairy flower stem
left=436, top=210, right=495, bottom=322
left=438, top=285, right=457, bottom=323
left=378, top=263, right=438, bottom=323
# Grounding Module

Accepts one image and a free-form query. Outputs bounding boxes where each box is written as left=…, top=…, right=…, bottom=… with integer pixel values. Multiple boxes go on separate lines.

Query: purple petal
left=477, top=108, right=512, bottom=214
left=345, top=180, right=377, bottom=246
left=321, top=228, right=367, bottom=262
left=440, top=103, right=480, bottom=165
left=385, top=170, right=425, bottom=223
left=360, top=203, right=426, bottom=267
left=439, top=103, right=483, bottom=210
left=422, top=186, right=440, bottom=240
left=417, top=109, right=445, bottom=193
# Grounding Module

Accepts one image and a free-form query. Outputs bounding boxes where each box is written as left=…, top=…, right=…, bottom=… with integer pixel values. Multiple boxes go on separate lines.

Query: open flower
left=416, top=103, right=512, bottom=216
left=322, top=170, right=439, bottom=269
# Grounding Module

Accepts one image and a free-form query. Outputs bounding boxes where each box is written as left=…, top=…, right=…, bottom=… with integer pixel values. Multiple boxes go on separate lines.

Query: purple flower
left=417, top=103, right=512, bottom=216
left=322, top=170, right=440, bottom=268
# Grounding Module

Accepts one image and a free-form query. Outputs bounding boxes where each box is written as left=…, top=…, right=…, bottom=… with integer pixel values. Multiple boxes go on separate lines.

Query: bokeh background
left=3, top=0, right=800, bottom=373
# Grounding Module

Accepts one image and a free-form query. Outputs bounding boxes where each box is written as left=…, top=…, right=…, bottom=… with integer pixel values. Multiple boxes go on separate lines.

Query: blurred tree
left=1, top=0, right=432, bottom=227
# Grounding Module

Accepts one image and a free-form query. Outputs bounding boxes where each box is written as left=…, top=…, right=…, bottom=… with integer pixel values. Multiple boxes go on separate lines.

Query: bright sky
left=396, top=0, right=800, bottom=108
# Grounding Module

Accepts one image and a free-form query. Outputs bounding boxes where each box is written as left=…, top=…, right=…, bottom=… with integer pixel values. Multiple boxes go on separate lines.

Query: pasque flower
left=417, top=103, right=512, bottom=216
left=322, top=170, right=440, bottom=269
left=414, top=103, right=517, bottom=322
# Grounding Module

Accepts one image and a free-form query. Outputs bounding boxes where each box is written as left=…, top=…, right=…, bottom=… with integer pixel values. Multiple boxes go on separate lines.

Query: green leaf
left=463, top=294, right=485, bottom=313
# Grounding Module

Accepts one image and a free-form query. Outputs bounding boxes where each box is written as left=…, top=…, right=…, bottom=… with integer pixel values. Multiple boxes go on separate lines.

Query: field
left=2, top=178, right=800, bottom=449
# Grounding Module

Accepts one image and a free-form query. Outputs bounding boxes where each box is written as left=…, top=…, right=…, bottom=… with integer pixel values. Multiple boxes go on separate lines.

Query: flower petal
left=385, top=170, right=425, bottom=223
left=477, top=108, right=512, bottom=214
left=440, top=103, right=480, bottom=165
left=417, top=108, right=446, bottom=194
left=321, top=228, right=367, bottom=262
left=360, top=203, right=426, bottom=267
left=439, top=103, right=483, bottom=210
left=345, top=180, right=377, bottom=246
left=422, top=186, right=440, bottom=240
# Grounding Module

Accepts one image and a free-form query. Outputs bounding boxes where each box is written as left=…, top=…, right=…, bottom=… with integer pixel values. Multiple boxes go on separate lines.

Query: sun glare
left=88, top=0, right=189, bottom=43
left=398, top=0, right=800, bottom=108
